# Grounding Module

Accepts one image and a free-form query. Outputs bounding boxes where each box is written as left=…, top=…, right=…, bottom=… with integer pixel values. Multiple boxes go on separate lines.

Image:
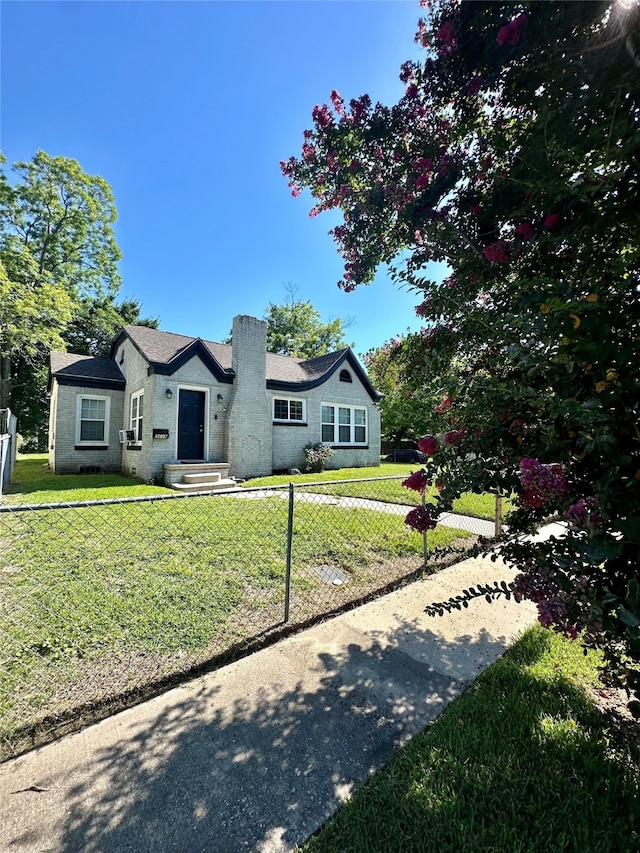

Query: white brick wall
left=271, top=369, right=381, bottom=472
left=49, top=382, right=124, bottom=474
left=226, top=315, right=273, bottom=478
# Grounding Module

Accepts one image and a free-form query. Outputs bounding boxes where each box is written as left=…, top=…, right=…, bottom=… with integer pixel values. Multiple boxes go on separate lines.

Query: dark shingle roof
left=49, top=353, right=125, bottom=388
left=109, top=326, right=381, bottom=400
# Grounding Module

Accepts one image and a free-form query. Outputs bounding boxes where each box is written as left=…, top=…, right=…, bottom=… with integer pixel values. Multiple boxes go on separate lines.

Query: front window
left=130, top=390, right=144, bottom=441
left=273, top=397, right=306, bottom=422
left=322, top=403, right=367, bottom=445
left=77, top=396, right=109, bottom=444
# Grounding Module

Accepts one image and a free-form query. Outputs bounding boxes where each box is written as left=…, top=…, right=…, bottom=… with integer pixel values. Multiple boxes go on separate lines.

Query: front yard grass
left=246, top=463, right=511, bottom=521
left=0, top=464, right=472, bottom=757
left=4, top=453, right=174, bottom=504
left=7, top=456, right=511, bottom=522
left=300, top=625, right=640, bottom=853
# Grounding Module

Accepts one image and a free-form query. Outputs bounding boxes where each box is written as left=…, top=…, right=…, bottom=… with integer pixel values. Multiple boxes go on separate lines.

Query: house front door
left=178, top=390, right=206, bottom=460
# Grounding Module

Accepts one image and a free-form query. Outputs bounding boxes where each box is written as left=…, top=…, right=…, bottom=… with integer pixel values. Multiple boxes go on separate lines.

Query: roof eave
left=269, top=349, right=382, bottom=402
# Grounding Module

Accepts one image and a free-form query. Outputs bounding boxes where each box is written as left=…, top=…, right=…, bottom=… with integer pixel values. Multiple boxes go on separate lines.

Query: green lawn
left=300, top=625, right=640, bottom=853
left=1, top=455, right=473, bottom=757
left=7, top=455, right=510, bottom=522
left=246, top=463, right=511, bottom=522
left=4, top=453, right=174, bottom=504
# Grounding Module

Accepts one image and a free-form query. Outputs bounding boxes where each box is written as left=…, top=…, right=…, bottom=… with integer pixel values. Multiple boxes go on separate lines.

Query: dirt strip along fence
left=0, top=476, right=500, bottom=760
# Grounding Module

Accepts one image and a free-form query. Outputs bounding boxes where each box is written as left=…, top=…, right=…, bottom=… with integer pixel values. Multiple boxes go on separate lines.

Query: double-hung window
left=321, top=403, right=367, bottom=445
left=76, top=395, right=109, bottom=444
left=130, top=390, right=144, bottom=441
left=273, top=397, right=306, bottom=423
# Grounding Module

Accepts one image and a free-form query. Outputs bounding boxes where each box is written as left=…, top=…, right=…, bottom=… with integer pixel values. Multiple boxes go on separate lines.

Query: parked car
left=385, top=448, right=427, bottom=464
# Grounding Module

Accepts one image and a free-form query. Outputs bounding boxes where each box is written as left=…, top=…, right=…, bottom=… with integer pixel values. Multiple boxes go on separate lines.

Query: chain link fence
left=0, top=476, right=499, bottom=760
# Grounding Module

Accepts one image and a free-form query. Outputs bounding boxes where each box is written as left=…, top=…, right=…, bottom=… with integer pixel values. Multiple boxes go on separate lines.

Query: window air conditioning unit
left=119, top=429, right=136, bottom=443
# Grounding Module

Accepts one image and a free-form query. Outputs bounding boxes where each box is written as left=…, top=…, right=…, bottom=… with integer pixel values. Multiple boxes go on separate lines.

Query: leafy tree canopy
left=363, top=334, right=466, bottom=446
left=225, top=285, right=354, bottom=359
left=0, top=150, right=156, bottom=443
left=283, top=1, right=640, bottom=706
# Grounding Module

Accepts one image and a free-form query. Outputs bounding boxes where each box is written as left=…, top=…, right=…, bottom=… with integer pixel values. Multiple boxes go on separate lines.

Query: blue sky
left=2, top=0, right=446, bottom=356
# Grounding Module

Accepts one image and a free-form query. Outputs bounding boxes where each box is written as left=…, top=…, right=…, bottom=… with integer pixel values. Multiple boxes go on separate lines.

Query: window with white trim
left=76, top=395, right=110, bottom=444
left=130, top=390, right=144, bottom=441
left=321, top=403, right=367, bottom=445
left=273, top=397, right=306, bottom=423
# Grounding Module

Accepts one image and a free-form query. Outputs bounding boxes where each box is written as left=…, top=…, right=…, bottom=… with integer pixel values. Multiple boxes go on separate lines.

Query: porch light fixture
left=217, top=393, right=224, bottom=403
left=165, top=388, right=173, bottom=400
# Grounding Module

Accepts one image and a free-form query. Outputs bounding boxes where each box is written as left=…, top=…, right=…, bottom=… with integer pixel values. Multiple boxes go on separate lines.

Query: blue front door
left=178, top=390, right=205, bottom=460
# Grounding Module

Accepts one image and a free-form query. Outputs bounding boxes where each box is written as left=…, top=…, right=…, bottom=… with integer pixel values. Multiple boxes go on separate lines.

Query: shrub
left=304, top=442, right=335, bottom=474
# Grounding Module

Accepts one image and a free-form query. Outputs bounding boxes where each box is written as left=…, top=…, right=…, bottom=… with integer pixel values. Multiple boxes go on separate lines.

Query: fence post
left=422, top=492, right=428, bottom=565
left=284, top=482, right=294, bottom=623
left=495, top=489, right=503, bottom=538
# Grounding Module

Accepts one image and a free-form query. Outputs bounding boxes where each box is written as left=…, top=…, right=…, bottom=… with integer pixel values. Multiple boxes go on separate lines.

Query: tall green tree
left=260, top=285, right=353, bottom=359
left=1, top=150, right=156, bottom=446
left=13, top=295, right=158, bottom=450
left=283, top=2, right=640, bottom=703
left=364, top=333, right=468, bottom=447
left=0, top=150, right=122, bottom=410
left=63, top=296, right=158, bottom=359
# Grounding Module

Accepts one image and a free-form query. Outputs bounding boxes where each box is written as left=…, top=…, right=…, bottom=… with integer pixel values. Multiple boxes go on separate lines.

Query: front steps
left=163, top=462, right=237, bottom=492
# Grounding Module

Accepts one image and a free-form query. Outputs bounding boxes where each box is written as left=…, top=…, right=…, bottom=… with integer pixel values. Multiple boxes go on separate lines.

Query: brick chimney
left=226, top=315, right=273, bottom=478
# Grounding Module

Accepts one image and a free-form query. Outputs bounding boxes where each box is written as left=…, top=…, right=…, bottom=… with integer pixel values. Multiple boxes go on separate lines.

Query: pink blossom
left=301, top=142, right=316, bottom=163
left=414, top=157, right=434, bottom=172
left=326, top=152, right=339, bottom=173
left=436, top=20, right=457, bottom=55
left=515, top=222, right=535, bottom=241
left=496, top=13, right=529, bottom=47
left=435, top=395, right=451, bottom=413
left=415, top=298, right=431, bottom=317
left=312, top=104, right=332, bottom=129
left=444, top=429, right=464, bottom=447
left=418, top=436, right=439, bottom=456
left=405, top=505, right=438, bottom=533
left=518, top=458, right=568, bottom=508
left=280, top=158, right=294, bottom=177
left=483, top=240, right=511, bottom=264
left=330, top=89, right=344, bottom=114
left=564, top=498, right=601, bottom=530
left=416, top=18, right=430, bottom=47
left=400, top=61, right=416, bottom=84
left=402, top=470, right=430, bottom=494
left=544, top=212, right=561, bottom=229
left=416, top=174, right=430, bottom=191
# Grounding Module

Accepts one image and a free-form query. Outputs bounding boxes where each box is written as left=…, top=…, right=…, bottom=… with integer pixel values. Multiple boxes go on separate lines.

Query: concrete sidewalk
left=0, top=554, right=537, bottom=853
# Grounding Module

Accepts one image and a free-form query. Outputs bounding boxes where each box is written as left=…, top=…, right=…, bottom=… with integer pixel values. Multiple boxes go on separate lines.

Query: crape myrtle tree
left=282, top=1, right=640, bottom=705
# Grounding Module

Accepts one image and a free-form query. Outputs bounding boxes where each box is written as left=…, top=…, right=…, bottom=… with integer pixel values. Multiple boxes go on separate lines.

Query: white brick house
left=48, top=315, right=382, bottom=485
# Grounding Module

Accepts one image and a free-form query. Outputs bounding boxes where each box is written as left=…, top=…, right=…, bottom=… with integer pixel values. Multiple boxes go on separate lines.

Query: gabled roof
left=108, top=326, right=382, bottom=401
left=111, top=326, right=235, bottom=383
left=49, top=353, right=126, bottom=391
left=267, top=348, right=382, bottom=401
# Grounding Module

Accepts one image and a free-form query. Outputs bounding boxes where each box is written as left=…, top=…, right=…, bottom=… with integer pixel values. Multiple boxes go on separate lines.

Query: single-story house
left=48, top=314, right=382, bottom=486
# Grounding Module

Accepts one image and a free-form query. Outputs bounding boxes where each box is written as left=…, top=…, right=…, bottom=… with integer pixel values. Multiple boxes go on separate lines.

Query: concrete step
left=170, top=478, right=237, bottom=493
left=183, top=472, right=222, bottom=485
